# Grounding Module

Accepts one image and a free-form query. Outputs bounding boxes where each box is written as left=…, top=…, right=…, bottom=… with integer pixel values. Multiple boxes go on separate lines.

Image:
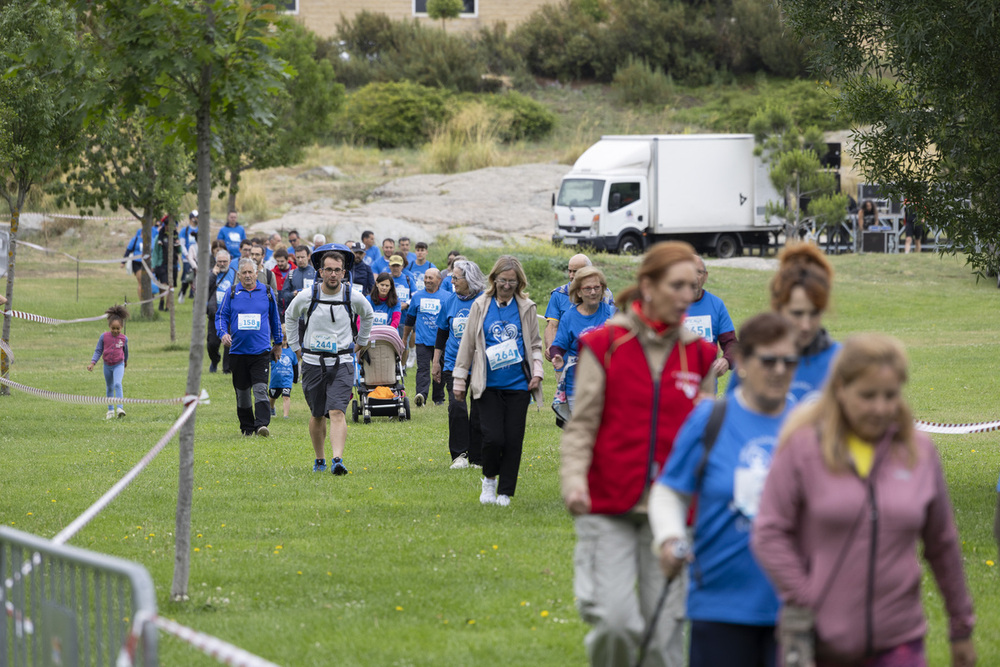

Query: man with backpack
left=284, top=248, right=374, bottom=476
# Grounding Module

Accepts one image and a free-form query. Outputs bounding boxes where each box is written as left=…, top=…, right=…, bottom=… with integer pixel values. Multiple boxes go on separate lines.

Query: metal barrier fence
left=0, top=527, right=157, bottom=666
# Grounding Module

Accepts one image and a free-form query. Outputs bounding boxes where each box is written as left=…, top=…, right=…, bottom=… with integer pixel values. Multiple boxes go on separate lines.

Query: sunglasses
left=753, top=354, right=800, bottom=370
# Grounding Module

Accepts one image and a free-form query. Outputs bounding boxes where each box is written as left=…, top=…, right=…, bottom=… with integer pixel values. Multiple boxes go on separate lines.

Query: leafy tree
left=75, top=0, right=288, bottom=600
left=750, top=105, right=838, bottom=234
left=0, top=0, right=88, bottom=395
left=216, top=18, right=344, bottom=212
left=427, top=0, right=463, bottom=32
left=57, top=107, right=190, bottom=320
left=779, top=0, right=1000, bottom=274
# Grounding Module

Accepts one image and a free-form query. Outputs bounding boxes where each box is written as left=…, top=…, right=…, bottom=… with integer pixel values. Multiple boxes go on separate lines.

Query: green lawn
left=2, top=246, right=999, bottom=666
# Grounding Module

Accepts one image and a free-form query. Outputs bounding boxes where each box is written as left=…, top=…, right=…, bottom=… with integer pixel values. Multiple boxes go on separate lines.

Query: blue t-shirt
left=405, top=289, right=453, bottom=346
left=214, top=266, right=237, bottom=306
left=269, top=348, right=296, bottom=389
left=659, top=393, right=792, bottom=626
left=363, top=245, right=380, bottom=267
left=371, top=255, right=391, bottom=275
left=440, top=274, right=454, bottom=293
left=684, top=290, right=734, bottom=348
left=483, top=298, right=528, bottom=391
left=545, top=283, right=616, bottom=322
left=551, top=302, right=615, bottom=398
left=178, top=225, right=197, bottom=266
left=216, top=223, right=246, bottom=259
left=368, top=296, right=401, bottom=328
left=392, top=273, right=415, bottom=308
left=996, top=472, right=1000, bottom=492
left=728, top=336, right=841, bottom=405
left=215, top=282, right=283, bottom=355
left=407, top=261, right=436, bottom=291
left=437, top=291, right=481, bottom=372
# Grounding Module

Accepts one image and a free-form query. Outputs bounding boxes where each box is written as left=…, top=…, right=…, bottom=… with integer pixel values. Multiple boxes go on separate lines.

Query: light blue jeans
left=103, top=362, right=125, bottom=410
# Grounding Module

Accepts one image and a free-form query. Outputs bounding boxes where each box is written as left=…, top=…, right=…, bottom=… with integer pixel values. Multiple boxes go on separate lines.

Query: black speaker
left=863, top=231, right=888, bottom=253
left=820, top=143, right=842, bottom=169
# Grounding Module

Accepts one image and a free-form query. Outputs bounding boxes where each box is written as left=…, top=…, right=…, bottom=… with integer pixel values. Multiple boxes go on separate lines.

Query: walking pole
left=634, top=539, right=690, bottom=667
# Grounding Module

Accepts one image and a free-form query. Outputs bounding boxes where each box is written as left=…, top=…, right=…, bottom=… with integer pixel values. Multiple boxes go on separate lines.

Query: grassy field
left=2, top=244, right=999, bottom=666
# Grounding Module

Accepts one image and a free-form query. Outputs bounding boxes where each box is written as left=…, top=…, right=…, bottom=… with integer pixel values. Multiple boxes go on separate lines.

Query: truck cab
left=552, top=141, right=650, bottom=253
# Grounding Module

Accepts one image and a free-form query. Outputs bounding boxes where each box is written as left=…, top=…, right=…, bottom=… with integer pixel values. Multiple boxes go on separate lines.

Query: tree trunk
left=172, top=27, right=214, bottom=601
left=167, top=215, right=176, bottom=343
left=0, top=205, right=19, bottom=397
left=141, top=214, right=154, bottom=319
left=226, top=166, right=239, bottom=215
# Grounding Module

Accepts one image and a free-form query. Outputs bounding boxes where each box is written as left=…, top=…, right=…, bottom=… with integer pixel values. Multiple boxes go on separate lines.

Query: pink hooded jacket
left=751, top=425, right=974, bottom=662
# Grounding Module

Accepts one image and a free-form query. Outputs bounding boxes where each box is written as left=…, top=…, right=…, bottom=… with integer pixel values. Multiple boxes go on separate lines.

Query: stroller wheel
left=352, top=399, right=359, bottom=423
left=403, top=397, right=411, bottom=420
left=363, top=414, right=371, bottom=424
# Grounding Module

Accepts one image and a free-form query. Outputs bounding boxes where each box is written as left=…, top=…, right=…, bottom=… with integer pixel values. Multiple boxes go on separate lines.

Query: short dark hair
left=399, top=236, right=410, bottom=244
left=273, top=248, right=288, bottom=259
left=321, top=251, right=346, bottom=268
left=294, top=245, right=311, bottom=255
left=736, top=312, right=794, bottom=358
left=288, top=229, right=300, bottom=238
left=361, top=230, right=374, bottom=241
left=415, top=241, right=428, bottom=250
left=240, top=239, right=253, bottom=248
left=382, top=237, right=396, bottom=246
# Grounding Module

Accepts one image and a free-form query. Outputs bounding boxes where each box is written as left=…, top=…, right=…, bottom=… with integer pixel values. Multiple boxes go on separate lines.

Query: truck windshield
left=557, top=179, right=604, bottom=208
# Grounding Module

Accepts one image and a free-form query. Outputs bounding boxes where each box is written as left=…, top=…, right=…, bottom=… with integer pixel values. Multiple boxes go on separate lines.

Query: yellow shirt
left=847, top=433, right=875, bottom=478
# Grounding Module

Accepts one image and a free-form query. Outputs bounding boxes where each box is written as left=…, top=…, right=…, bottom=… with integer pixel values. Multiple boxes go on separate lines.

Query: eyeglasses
left=580, top=286, right=604, bottom=294
left=752, top=354, right=799, bottom=370
left=495, top=279, right=518, bottom=288
left=321, top=267, right=344, bottom=275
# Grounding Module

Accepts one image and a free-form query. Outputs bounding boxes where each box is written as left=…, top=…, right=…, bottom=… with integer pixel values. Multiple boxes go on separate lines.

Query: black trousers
left=415, top=344, right=445, bottom=403
left=206, top=323, right=231, bottom=372
left=442, top=371, right=483, bottom=465
left=230, top=351, right=271, bottom=434
left=477, top=388, right=530, bottom=497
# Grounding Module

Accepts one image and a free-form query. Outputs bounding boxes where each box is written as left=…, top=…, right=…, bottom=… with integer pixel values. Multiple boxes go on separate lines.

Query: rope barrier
left=1, top=212, right=134, bottom=221
left=915, top=419, right=1000, bottom=435
left=15, top=239, right=148, bottom=264
left=52, top=396, right=202, bottom=545
left=0, top=377, right=202, bottom=406
left=2, top=309, right=115, bottom=325
left=151, top=617, right=283, bottom=667
left=0, top=337, right=12, bottom=363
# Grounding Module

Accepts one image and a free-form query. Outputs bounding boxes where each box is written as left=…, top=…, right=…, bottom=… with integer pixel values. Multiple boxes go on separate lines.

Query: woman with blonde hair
left=453, top=255, right=543, bottom=506
left=752, top=334, right=975, bottom=667
left=549, top=265, right=615, bottom=414
left=560, top=241, right=717, bottom=667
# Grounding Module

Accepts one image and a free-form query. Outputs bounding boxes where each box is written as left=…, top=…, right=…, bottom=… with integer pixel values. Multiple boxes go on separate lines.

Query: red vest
left=582, top=324, right=715, bottom=515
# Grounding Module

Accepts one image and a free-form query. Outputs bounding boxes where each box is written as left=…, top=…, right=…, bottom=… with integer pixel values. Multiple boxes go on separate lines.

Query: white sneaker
left=480, top=477, right=498, bottom=504
left=177, top=293, right=185, bottom=304
left=256, top=425, right=270, bottom=437
left=406, top=348, right=416, bottom=369
left=105, top=409, right=115, bottom=420
left=450, top=455, right=469, bottom=469
left=496, top=494, right=511, bottom=507
left=414, top=393, right=425, bottom=407
left=116, top=407, right=126, bottom=419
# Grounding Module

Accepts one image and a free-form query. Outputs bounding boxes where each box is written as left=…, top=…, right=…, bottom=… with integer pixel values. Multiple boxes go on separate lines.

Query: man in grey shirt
left=285, top=249, right=374, bottom=475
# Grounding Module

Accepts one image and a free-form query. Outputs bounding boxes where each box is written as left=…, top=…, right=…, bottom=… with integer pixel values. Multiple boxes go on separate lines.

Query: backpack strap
left=303, top=283, right=357, bottom=354
left=694, top=397, right=727, bottom=491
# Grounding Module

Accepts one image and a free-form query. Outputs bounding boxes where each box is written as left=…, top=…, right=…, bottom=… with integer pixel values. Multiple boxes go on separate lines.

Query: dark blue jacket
left=216, top=281, right=282, bottom=355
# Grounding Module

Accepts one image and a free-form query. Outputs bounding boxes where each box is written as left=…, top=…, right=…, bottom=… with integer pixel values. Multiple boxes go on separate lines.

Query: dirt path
left=248, top=163, right=571, bottom=246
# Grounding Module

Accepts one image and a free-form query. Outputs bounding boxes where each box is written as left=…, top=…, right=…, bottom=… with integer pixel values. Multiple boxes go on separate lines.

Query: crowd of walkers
left=117, top=215, right=981, bottom=667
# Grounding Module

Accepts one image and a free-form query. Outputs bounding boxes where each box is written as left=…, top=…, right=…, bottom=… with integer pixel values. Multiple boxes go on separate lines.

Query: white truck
left=551, top=134, right=784, bottom=257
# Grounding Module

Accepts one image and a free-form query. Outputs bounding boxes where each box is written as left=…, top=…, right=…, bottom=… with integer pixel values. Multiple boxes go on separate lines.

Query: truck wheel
left=619, top=233, right=642, bottom=255
left=715, top=234, right=740, bottom=259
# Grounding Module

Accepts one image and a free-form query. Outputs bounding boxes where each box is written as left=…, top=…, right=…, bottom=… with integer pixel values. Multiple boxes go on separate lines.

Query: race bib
left=486, top=338, right=522, bottom=371
left=310, top=333, right=338, bottom=353
left=452, top=316, right=468, bottom=338
left=302, top=279, right=314, bottom=291
left=422, top=299, right=441, bottom=315
left=684, top=315, right=714, bottom=343
left=373, top=312, right=388, bottom=326
left=352, top=282, right=364, bottom=294
left=396, top=286, right=410, bottom=302
left=733, top=465, right=769, bottom=519
left=228, top=231, right=241, bottom=242
left=216, top=289, right=226, bottom=303
left=237, top=313, right=261, bottom=331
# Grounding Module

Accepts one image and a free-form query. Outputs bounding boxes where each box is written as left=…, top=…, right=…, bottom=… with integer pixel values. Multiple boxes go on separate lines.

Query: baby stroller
left=352, top=324, right=411, bottom=423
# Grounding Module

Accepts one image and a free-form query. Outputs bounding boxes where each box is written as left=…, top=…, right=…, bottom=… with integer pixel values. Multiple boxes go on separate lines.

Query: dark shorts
left=301, top=360, right=354, bottom=418
left=269, top=387, right=291, bottom=399
left=904, top=218, right=925, bottom=239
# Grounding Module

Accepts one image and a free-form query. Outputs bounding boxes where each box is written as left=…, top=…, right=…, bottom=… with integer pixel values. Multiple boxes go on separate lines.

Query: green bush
left=612, top=56, right=674, bottom=106
left=479, top=91, right=556, bottom=141
left=511, top=1, right=616, bottom=81
left=341, top=81, right=451, bottom=148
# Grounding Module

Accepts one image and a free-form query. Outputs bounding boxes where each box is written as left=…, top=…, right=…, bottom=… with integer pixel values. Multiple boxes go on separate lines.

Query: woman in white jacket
left=453, top=255, right=543, bottom=507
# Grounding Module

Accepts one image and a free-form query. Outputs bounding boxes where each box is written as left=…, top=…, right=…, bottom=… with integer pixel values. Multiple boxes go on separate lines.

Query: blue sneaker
left=313, top=459, right=327, bottom=472
left=331, top=458, right=348, bottom=476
